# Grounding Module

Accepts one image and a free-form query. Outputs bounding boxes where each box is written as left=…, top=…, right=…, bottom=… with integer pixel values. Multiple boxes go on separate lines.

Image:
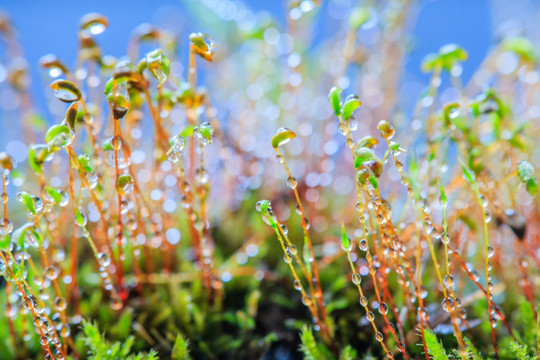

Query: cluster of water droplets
left=167, top=134, right=186, bottom=163
left=194, top=122, right=214, bottom=146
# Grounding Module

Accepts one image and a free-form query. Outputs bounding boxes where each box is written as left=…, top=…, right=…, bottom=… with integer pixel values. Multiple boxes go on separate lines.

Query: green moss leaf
left=340, top=221, right=350, bottom=252
left=271, top=128, right=296, bottom=148
left=45, top=124, right=71, bottom=148
left=299, top=326, right=324, bottom=360
left=172, top=334, right=190, bottom=360
left=459, top=159, right=475, bottom=184
left=16, top=191, right=36, bottom=214
left=424, top=327, right=449, bottom=360
left=526, top=178, right=538, bottom=196
left=50, top=79, right=82, bottom=103
left=328, top=86, right=342, bottom=116
left=354, top=147, right=374, bottom=169
left=0, top=234, right=10, bottom=250
left=341, top=94, right=362, bottom=121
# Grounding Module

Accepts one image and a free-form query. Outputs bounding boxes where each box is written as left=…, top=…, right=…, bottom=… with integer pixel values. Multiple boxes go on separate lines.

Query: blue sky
left=0, top=0, right=494, bottom=127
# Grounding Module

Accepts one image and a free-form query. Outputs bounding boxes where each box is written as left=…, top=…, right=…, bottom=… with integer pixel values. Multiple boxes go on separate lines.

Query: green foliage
left=82, top=321, right=159, bottom=360
left=271, top=127, right=297, bottom=148
left=463, top=337, right=482, bottom=360
left=424, top=328, right=448, bottom=360
left=422, top=43, right=468, bottom=72
left=354, top=147, right=374, bottom=169
left=340, top=221, right=350, bottom=251
left=339, top=345, right=357, bottom=360
left=342, top=95, right=362, bottom=121
left=509, top=341, right=536, bottom=360
left=16, top=191, right=36, bottom=214
left=172, top=334, right=190, bottom=360
left=328, top=86, right=342, bottom=116
left=1, top=5, right=540, bottom=360
left=299, top=326, right=325, bottom=360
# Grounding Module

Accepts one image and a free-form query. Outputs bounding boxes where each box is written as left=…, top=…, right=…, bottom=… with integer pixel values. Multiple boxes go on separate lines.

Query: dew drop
left=487, top=245, right=495, bottom=258
left=360, top=296, right=368, bottom=306
left=53, top=297, right=66, bottom=311
left=442, top=297, right=455, bottom=312
left=366, top=311, right=375, bottom=321
left=44, top=266, right=58, bottom=281
left=378, top=302, right=388, bottom=315
left=116, top=174, right=134, bottom=195
left=195, top=122, right=213, bottom=146
left=0, top=218, right=13, bottom=235
left=86, top=172, right=98, bottom=189
left=286, top=176, right=297, bottom=189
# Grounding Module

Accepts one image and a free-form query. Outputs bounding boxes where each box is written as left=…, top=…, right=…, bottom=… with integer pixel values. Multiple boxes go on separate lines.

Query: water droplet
left=352, top=272, right=361, bottom=285
left=448, top=107, right=460, bottom=119
left=80, top=13, right=108, bottom=36
left=487, top=245, right=495, bottom=258
left=337, top=123, right=346, bottom=135
left=116, top=174, right=134, bottom=196
left=45, top=124, right=73, bottom=148
left=145, top=49, right=170, bottom=86
left=169, top=134, right=186, bottom=153
left=195, top=122, right=213, bottom=146
left=189, top=33, right=215, bottom=61
left=50, top=79, right=81, bottom=103
left=283, top=252, right=293, bottom=264
left=104, top=137, right=131, bottom=169
left=97, top=252, right=111, bottom=267
left=106, top=81, right=130, bottom=119
left=375, top=331, right=384, bottom=342
left=479, top=195, right=488, bottom=208
left=44, top=266, right=58, bottom=280
left=359, top=239, right=368, bottom=251
left=301, top=294, right=312, bottom=307
left=378, top=302, right=388, bottom=315
left=377, top=120, right=395, bottom=139
left=442, top=297, right=455, bottom=312
left=349, top=119, right=359, bottom=131
left=53, top=297, right=66, bottom=311
left=484, top=210, right=492, bottom=223
left=197, top=168, right=209, bottom=184
left=443, top=274, right=454, bottom=290
left=86, top=172, right=98, bottom=189
left=360, top=296, right=368, bottom=306
left=286, top=176, right=297, bottom=189
left=0, top=218, right=13, bottom=235
left=366, top=311, right=374, bottom=321
left=75, top=210, right=87, bottom=227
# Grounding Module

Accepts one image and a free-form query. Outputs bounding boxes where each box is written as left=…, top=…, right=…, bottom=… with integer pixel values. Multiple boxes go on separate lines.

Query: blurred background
left=0, top=0, right=498, bottom=124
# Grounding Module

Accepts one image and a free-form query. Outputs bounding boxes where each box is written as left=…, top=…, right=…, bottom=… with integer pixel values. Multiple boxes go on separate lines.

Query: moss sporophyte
left=0, top=4, right=539, bottom=360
